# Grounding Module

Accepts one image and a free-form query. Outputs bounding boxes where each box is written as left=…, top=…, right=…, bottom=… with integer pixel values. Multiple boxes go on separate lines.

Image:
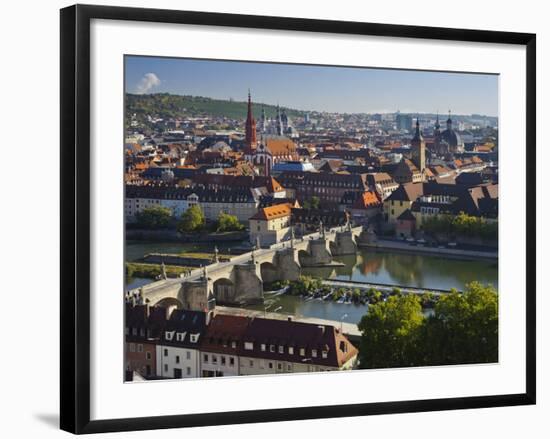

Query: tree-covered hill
left=125, top=93, right=304, bottom=122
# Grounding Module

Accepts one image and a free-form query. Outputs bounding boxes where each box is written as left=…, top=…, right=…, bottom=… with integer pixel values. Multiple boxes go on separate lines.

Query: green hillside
left=125, top=93, right=303, bottom=123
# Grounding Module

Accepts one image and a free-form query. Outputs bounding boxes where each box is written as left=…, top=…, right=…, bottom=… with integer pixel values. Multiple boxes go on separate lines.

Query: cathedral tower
left=245, top=90, right=257, bottom=148
left=411, top=118, right=426, bottom=174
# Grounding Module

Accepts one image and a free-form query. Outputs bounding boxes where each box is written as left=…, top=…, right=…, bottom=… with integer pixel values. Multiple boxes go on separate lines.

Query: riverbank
left=126, top=228, right=247, bottom=242
left=126, top=262, right=192, bottom=279
left=359, top=238, right=498, bottom=260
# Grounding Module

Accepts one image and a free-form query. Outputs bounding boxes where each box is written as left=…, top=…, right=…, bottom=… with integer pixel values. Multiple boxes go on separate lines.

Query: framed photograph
left=60, top=4, right=536, bottom=434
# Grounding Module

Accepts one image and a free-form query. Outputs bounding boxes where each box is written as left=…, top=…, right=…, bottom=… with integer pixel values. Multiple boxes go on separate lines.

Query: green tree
left=177, top=205, right=205, bottom=233
left=303, top=196, right=320, bottom=209
left=358, top=282, right=498, bottom=369
left=135, top=206, right=172, bottom=229
left=358, top=294, right=423, bottom=369
left=419, top=282, right=498, bottom=365
left=216, top=212, right=245, bottom=232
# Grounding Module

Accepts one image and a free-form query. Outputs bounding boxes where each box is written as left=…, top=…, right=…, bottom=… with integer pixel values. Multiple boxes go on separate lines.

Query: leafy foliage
left=287, top=275, right=323, bottom=296
left=125, top=93, right=302, bottom=129
left=422, top=212, right=497, bottom=241
left=358, top=282, right=498, bottom=369
left=216, top=212, right=245, bottom=232
left=177, top=205, right=206, bottom=233
left=302, top=196, right=321, bottom=210
left=135, top=206, right=172, bottom=229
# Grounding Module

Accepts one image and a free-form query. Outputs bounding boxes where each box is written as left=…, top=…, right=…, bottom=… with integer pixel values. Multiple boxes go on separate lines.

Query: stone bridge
left=126, top=226, right=362, bottom=311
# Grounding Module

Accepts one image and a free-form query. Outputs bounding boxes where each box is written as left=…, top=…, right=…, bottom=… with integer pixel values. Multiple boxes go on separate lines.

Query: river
left=126, top=243, right=498, bottom=325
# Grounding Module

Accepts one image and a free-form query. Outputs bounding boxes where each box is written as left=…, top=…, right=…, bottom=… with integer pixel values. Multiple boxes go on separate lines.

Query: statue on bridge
left=213, top=246, right=219, bottom=263
left=161, top=261, right=167, bottom=280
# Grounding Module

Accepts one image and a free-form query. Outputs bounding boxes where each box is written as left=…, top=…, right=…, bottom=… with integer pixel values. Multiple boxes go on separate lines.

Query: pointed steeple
left=435, top=111, right=440, bottom=129
left=447, top=109, right=452, bottom=130
left=276, top=103, right=283, bottom=136
left=412, top=117, right=423, bottom=141
left=245, top=89, right=257, bottom=148
left=411, top=117, right=426, bottom=174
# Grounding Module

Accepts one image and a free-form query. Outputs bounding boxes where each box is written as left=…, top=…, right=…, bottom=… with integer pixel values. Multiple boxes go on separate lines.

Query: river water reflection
left=126, top=244, right=498, bottom=325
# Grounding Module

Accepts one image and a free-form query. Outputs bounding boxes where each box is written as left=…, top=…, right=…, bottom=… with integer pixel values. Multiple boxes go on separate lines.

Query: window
left=212, top=355, right=217, bottom=364
left=132, top=328, right=137, bottom=336
left=229, top=357, right=235, bottom=366
left=186, top=351, right=191, bottom=360
left=277, top=363, right=282, bottom=370
left=129, top=343, right=135, bottom=353
left=186, top=367, right=191, bottom=376
left=249, top=360, right=254, bottom=367
left=287, top=364, right=292, bottom=371
left=261, top=343, right=266, bottom=351
left=244, top=342, right=254, bottom=350
left=176, top=332, right=185, bottom=342
left=340, top=341, right=348, bottom=353
left=278, top=345, right=284, bottom=354
left=221, top=356, right=226, bottom=366
left=270, top=344, right=275, bottom=353
left=203, top=354, right=209, bottom=363
left=164, top=348, right=168, bottom=357
left=146, top=352, right=152, bottom=360
left=164, top=364, right=168, bottom=372
left=231, top=341, right=237, bottom=349
left=299, top=348, right=305, bottom=356
left=312, top=349, right=317, bottom=358
left=268, top=362, right=273, bottom=369
left=288, top=347, right=294, bottom=355
left=322, top=350, right=328, bottom=359
left=175, top=355, right=180, bottom=364
left=165, top=331, right=175, bottom=341
left=137, top=344, right=143, bottom=353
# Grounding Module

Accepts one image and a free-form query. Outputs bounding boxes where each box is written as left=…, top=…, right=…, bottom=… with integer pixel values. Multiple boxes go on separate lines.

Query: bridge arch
left=297, top=249, right=310, bottom=266
left=260, top=261, right=279, bottom=284
left=153, top=297, right=184, bottom=315
left=213, top=277, right=235, bottom=305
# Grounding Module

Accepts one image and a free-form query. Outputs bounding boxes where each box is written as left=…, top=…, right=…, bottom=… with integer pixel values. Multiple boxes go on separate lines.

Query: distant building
left=433, top=111, right=465, bottom=157
left=396, top=114, right=413, bottom=132
left=276, top=172, right=369, bottom=208
left=271, top=160, right=315, bottom=176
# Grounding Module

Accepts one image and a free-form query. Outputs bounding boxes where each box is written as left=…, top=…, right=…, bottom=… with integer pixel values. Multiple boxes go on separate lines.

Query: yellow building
left=384, top=182, right=424, bottom=223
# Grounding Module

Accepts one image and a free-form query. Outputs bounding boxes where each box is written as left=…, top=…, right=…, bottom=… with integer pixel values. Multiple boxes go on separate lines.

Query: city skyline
left=125, top=56, right=499, bottom=117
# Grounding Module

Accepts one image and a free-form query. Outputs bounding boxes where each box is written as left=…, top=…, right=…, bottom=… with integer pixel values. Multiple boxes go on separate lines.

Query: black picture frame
left=60, top=4, right=536, bottom=434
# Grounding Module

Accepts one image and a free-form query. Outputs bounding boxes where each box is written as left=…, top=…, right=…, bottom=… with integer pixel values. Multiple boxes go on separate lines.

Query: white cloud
left=135, top=73, right=161, bottom=94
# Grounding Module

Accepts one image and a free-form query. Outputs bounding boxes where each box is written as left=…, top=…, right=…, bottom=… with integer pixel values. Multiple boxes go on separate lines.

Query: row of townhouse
left=124, top=184, right=261, bottom=223
left=125, top=304, right=358, bottom=380
left=383, top=180, right=498, bottom=238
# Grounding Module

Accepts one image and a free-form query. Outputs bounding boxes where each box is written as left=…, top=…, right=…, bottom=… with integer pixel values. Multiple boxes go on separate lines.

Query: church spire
left=412, top=117, right=423, bottom=141
left=245, top=89, right=257, bottom=148
left=411, top=117, right=426, bottom=174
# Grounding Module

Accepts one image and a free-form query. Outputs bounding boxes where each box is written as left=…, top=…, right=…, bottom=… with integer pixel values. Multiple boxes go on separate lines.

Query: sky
left=125, top=56, right=498, bottom=117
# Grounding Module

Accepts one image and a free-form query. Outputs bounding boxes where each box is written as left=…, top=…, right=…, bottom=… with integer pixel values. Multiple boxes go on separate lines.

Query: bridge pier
left=299, top=238, right=334, bottom=267
left=178, top=278, right=214, bottom=311
left=231, top=261, right=264, bottom=305
left=330, top=230, right=357, bottom=256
